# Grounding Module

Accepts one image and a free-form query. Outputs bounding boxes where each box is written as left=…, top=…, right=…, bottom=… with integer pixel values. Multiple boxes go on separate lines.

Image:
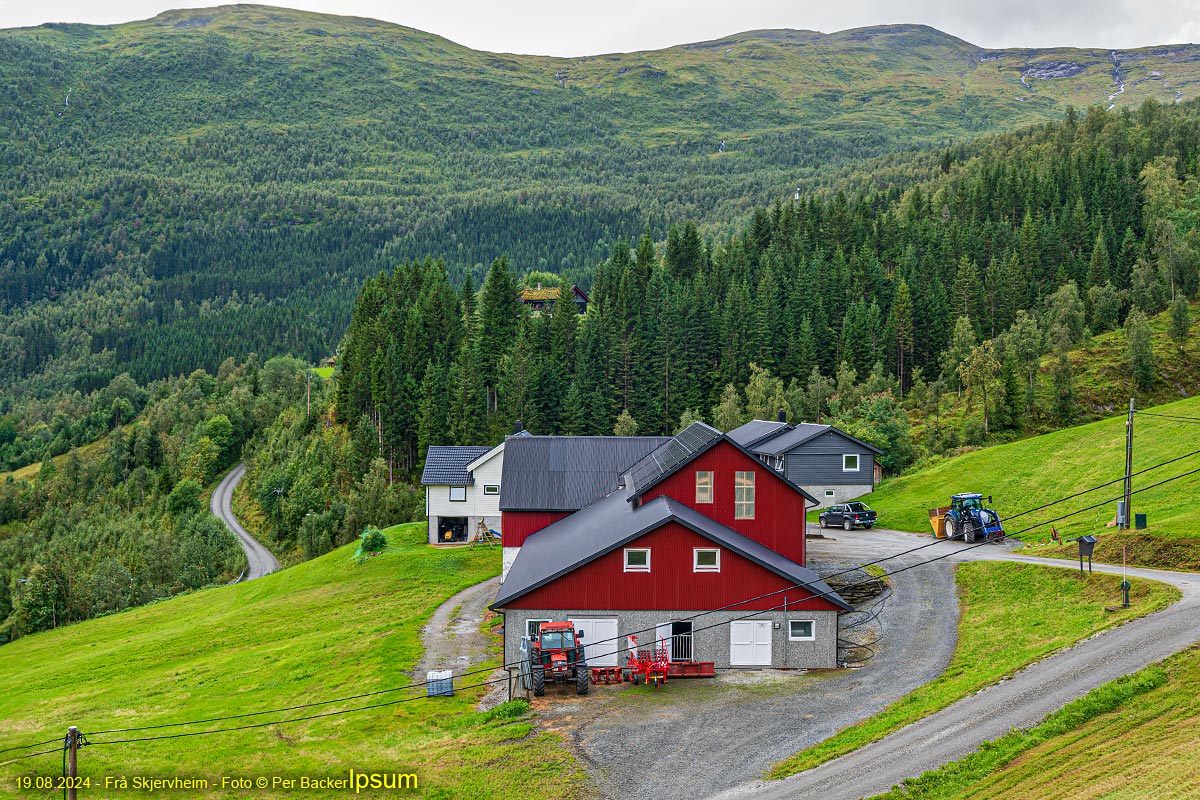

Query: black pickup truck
left=819, top=502, right=878, bottom=531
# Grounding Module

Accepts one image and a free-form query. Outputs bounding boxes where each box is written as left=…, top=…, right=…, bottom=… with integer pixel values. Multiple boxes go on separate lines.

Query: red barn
left=492, top=423, right=850, bottom=671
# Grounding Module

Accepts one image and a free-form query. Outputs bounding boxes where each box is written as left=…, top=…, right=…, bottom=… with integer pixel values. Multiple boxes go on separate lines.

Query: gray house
left=727, top=417, right=882, bottom=507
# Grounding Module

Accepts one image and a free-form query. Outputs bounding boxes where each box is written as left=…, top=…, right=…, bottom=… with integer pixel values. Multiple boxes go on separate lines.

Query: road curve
left=710, top=529, right=1200, bottom=800
left=211, top=463, right=281, bottom=581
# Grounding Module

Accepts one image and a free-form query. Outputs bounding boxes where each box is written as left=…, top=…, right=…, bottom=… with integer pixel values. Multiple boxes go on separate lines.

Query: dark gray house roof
left=627, top=422, right=723, bottom=496
left=730, top=421, right=883, bottom=457
left=499, top=435, right=671, bottom=512
left=420, top=445, right=492, bottom=486
left=491, top=490, right=850, bottom=610
left=726, top=419, right=789, bottom=449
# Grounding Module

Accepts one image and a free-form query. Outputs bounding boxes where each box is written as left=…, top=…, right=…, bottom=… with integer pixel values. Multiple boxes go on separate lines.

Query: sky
left=1, top=0, right=1199, bottom=55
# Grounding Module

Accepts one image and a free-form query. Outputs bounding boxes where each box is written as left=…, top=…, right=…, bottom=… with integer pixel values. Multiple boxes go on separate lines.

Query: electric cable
left=0, top=737, right=66, bottom=755
left=1133, top=410, right=1200, bottom=424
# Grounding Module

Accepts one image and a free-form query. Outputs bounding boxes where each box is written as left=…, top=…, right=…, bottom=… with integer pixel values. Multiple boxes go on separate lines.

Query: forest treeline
left=332, top=100, right=1200, bottom=485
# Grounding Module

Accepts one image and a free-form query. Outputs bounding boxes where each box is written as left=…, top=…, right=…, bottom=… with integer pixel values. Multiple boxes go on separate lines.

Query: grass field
left=770, top=561, right=1178, bottom=779
left=860, top=393, right=1200, bottom=569
left=0, top=523, right=582, bottom=800
left=870, top=645, right=1200, bottom=799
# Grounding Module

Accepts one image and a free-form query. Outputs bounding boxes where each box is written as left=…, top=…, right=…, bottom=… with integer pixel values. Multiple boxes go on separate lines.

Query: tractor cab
left=951, top=493, right=985, bottom=512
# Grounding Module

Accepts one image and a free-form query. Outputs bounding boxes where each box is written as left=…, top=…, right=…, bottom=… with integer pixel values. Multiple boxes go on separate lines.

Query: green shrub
left=360, top=527, right=387, bottom=553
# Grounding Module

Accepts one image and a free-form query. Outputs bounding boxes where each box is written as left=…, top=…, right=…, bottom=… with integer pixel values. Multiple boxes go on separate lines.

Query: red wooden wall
left=503, top=521, right=840, bottom=611
left=502, top=510, right=572, bottom=547
left=638, top=440, right=807, bottom=564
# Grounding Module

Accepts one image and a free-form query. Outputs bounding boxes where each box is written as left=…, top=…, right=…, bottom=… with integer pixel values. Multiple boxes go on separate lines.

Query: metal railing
left=669, top=633, right=693, bottom=662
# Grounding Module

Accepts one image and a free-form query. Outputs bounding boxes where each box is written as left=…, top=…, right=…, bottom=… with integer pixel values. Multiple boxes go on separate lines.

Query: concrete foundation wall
left=501, top=608, right=839, bottom=670
left=803, top=484, right=874, bottom=509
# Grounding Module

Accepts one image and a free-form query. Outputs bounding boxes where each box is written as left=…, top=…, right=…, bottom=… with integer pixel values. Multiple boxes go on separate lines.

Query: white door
left=656, top=623, right=674, bottom=660
left=569, top=617, right=619, bottom=667
left=730, top=620, right=772, bottom=666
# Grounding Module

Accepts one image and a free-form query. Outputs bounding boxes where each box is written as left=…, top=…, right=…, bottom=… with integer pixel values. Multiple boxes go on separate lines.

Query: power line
left=14, top=457, right=1200, bottom=752
left=0, top=737, right=65, bottom=755
left=1133, top=410, right=1200, bottom=424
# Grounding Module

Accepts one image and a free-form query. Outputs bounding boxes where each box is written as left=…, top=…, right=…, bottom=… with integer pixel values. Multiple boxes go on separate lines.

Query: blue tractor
left=946, top=493, right=1005, bottom=543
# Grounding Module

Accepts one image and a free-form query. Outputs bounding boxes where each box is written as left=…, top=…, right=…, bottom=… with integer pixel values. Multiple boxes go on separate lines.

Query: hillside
left=0, top=523, right=581, bottom=799
left=862, top=393, right=1200, bottom=569
left=5, top=4, right=1200, bottom=390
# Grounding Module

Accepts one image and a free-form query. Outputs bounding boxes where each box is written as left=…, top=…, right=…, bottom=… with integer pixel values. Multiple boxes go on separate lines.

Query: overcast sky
left=2, top=0, right=1199, bottom=55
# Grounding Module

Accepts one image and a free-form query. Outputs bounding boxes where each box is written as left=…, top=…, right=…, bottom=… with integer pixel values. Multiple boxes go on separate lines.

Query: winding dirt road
left=710, top=529, right=1200, bottom=800
left=211, top=463, right=281, bottom=581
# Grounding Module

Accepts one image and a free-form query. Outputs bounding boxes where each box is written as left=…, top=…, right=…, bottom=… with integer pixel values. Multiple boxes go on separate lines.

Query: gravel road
left=211, top=462, right=281, bottom=580
left=540, top=531, right=960, bottom=800
left=709, top=529, right=1200, bottom=800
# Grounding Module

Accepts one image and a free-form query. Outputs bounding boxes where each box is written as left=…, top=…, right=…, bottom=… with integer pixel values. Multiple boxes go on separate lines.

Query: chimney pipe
left=514, top=420, right=524, bottom=434
left=777, top=408, right=787, bottom=423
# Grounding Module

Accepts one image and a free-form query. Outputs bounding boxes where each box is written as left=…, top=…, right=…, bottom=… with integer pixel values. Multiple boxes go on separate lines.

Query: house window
left=449, top=486, right=467, bottom=502
left=695, top=471, right=714, bottom=504
left=789, top=620, right=815, bottom=641
left=483, top=484, right=500, bottom=495
left=843, top=454, right=860, bottom=472
left=624, top=548, right=651, bottom=572
left=824, top=490, right=836, bottom=498
left=526, top=619, right=551, bottom=639
left=693, top=548, right=720, bottom=572
left=775, top=457, right=785, bottom=472
left=735, top=471, right=755, bottom=519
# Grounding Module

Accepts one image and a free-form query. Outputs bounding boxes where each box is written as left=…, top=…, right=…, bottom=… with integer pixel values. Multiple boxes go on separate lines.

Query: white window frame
left=788, top=619, right=816, bottom=641
left=824, top=489, right=836, bottom=498
left=526, top=618, right=551, bottom=639
left=693, top=548, right=720, bottom=572
left=449, top=486, right=467, bottom=502
left=735, top=471, right=755, bottom=520
left=623, top=548, right=651, bottom=572
left=842, top=454, right=860, bottom=473
left=483, top=484, right=500, bottom=496
left=695, top=471, right=714, bottom=504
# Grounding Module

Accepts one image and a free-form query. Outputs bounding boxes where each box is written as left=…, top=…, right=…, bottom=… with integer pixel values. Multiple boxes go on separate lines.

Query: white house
left=420, top=441, right=508, bottom=545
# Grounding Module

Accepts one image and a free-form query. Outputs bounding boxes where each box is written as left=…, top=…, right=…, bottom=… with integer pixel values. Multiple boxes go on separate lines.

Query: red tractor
left=527, top=621, right=590, bottom=696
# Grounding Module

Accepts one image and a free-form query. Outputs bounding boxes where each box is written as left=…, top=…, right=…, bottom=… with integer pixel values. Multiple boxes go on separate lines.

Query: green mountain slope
left=0, top=523, right=580, bottom=798
left=5, top=4, right=1200, bottom=387
left=863, top=393, right=1200, bottom=569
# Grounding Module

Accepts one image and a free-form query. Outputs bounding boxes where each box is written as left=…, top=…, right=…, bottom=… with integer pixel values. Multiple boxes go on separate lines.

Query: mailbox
left=1077, top=535, right=1098, bottom=559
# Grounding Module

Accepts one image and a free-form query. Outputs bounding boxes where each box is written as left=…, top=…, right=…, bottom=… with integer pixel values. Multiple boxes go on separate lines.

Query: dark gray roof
left=420, top=445, right=492, bottom=486
left=726, top=419, right=789, bottom=448
left=491, top=491, right=850, bottom=610
left=499, top=435, right=671, bottom=512
left=627, top=422, right=723, bottom=496
left=734, top=421, right=884, bottom=457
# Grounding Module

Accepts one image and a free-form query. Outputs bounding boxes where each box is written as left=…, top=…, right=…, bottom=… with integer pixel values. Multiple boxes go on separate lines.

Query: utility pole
left=66, top=726, right=79, bottom=800
left=1123, top=397, right=1134, bottom=530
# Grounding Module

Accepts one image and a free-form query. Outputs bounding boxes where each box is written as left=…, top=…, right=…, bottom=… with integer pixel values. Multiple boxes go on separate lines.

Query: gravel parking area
left=534, top=530, right=959, bottom=800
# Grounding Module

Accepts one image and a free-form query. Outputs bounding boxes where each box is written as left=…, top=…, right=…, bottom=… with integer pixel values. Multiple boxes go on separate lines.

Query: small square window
left=483, top=484, right=500, bottom=495
left=527, top=619, right=550, bottom=639
left=695, top=471, right=714, bottom=504
left=789, top=620, right=815, bottom=641
left=824, top=490, right=836, bottom=498
left=449, top=486, right=467, bottom=502
left=694, top=548, right=720, bottom=572
left=624, top=548, right=651, bottom=572
left=843, top=454, right=860, bottom=472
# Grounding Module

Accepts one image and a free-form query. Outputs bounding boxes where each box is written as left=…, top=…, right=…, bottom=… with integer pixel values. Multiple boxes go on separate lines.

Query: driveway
left=538, top=529, right=961, bottom=800
left=709, top=529, right=1200, bottom=800
left=211, top=463, right=281, bottom=580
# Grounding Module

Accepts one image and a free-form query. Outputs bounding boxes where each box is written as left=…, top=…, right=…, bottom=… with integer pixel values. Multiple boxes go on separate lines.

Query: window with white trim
left=695, top=471, right=714, bottom=504
left=483, top=484, right=500, bottom=495
left=824, top=490, right=836, bottom=498
left=735, top=471, right=755, bottom=519
left=842, top=454, right=860, bottom=472
left=693, top=548, right=720, bottom=572
left=624, top=548, right=651, bottom=572
left=449, top=486, right=467, bottom=502
left=526, top=618, right=551, bottom=639
left=789, top=620, right=815, bottom=641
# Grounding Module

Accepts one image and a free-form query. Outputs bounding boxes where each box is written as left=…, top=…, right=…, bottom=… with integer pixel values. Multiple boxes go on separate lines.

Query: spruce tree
left=1125, top=308, right=1155, bottom=389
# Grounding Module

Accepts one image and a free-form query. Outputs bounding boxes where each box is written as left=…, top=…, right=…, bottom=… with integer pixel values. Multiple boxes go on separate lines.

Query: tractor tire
left=576, top=665, right=590, bottom=695
left=952, top=516, right=963, bottom=541
left=531, top=665, right=545, bottom=697
left=844, top=519, right=853, bottom=531
left=632, top=673, right=643, bottom=686
left=965, top=523, right=978, bottom=544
